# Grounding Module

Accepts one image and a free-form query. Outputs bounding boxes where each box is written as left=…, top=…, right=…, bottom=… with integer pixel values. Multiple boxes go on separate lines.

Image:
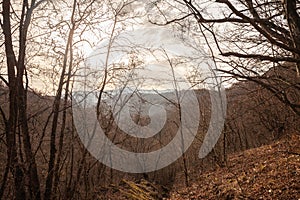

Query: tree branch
left=221, top=52, right=300, bottom=63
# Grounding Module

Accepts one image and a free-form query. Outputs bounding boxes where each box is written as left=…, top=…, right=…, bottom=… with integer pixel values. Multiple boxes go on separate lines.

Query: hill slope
left=169, top=134, right=300, bottom=200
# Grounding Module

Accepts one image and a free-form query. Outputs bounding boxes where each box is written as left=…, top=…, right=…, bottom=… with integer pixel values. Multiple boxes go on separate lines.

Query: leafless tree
left=149, top=0, right=300, bottom=116
left=0, top=1, right=48, bottom=199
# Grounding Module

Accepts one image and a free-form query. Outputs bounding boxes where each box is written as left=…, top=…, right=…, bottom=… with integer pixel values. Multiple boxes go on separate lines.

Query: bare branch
left=221, top=52, right=300, bottom=63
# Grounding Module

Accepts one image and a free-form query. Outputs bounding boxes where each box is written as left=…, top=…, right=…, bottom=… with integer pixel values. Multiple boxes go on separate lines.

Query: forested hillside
left=0, top=0, right=299, bottom=199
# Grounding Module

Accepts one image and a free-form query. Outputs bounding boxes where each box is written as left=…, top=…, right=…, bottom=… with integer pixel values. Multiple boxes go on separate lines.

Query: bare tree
left=0, top=0, right=50, bottom=199
left=149, top=0, right=300, bottom=116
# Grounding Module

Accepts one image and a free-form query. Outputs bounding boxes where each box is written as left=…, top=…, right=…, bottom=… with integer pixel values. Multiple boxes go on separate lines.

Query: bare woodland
left=0, top=0, right=299, bottom=199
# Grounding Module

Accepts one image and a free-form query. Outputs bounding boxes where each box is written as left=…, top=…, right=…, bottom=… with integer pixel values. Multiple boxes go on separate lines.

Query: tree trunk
left=2, top=1, right=42, bottom=199
left=283, top=0, right=300, bottom=76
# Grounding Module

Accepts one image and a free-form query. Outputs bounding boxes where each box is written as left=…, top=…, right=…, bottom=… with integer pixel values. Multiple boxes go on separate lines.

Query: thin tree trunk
left=2, top=1, right=26, bottom=199
left=16, top=2, right=41, bottom=199
left=53, top=33, right=74, bottom=195
left=44, top=1, right=76, bottom=199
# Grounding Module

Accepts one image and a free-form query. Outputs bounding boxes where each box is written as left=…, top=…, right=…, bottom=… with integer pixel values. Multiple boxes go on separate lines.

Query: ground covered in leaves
left=169, top=134, right=300, bottom=200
